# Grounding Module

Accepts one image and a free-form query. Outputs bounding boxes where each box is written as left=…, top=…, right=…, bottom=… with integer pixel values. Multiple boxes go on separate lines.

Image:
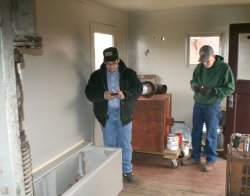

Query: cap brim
left=198, top=54, right=209, bottom=62
left=104, top=56, right=118, bottom=62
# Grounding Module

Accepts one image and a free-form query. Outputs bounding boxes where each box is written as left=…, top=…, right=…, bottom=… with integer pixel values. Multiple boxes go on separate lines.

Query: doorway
left=90, top=21, right=116, bottom=146
left=224, top=23, right=250, bottom=155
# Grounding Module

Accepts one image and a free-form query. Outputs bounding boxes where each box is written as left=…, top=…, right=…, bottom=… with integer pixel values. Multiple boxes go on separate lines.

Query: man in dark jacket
left=85, top=47, right=143, bottom=182
left=182, top=45, right=235, bottom=172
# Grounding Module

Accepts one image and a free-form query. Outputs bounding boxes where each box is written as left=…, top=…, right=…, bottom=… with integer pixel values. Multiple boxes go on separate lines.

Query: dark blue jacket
left=85, top=59, right=143, bottom=126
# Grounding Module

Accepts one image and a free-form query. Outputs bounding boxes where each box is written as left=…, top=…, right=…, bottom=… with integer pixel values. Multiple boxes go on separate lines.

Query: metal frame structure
left=0, top=0, right=39, bottom=195
left=0, top=0, right=25, bottom=195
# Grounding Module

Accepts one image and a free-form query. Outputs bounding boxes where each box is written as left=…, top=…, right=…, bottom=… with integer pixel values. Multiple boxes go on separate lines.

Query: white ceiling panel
left=82, top=0, right=250, bottom=13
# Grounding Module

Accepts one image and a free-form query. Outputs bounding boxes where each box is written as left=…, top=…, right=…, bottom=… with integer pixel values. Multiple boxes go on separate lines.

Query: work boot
left=202, top=162, right=215, bottom=172
left=123, top=172, right=135, bottom=183
left=181, top=158, right=200, bottom=166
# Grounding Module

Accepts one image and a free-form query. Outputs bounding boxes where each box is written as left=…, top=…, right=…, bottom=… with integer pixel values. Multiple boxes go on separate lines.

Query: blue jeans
left=101, top=108, right=132, bottom=173
left=191, top=102, right=222, bottom=163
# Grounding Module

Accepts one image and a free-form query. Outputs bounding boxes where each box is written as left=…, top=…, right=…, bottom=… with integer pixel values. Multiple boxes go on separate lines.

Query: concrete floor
left=119, top=152, right=226, bottom=196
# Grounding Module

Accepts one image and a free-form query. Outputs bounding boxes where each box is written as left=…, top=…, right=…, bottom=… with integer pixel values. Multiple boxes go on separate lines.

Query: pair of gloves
left=194, top=85, right=213, bottom=96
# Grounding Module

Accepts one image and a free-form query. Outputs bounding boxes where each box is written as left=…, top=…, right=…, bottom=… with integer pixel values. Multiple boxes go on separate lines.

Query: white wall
left=21, top=2, right=250, bottom=170
left=22, top=0, right=127, bottom=170
left=128, top=5, right=250, bottom=128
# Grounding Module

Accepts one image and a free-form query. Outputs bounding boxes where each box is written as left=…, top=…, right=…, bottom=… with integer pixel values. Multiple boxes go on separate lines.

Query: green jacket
left=190, top=55, right=235, bottom=104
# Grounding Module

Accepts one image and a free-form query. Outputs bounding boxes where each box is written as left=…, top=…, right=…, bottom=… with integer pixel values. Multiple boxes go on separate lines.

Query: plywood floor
left=119, top=152, right=226, bottom=196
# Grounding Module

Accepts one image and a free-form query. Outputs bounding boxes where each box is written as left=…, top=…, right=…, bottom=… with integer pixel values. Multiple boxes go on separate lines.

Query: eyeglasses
left=105, top=60, right=118, bottom=67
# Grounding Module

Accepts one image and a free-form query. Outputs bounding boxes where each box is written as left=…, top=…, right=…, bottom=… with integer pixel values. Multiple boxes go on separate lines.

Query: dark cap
left=103, top=47, right=119, bottom=62
left=198, top=45, right=214, bottom=62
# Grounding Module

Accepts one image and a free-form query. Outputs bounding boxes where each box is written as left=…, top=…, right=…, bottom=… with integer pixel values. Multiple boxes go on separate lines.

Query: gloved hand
left=193, top=85, right=200, bottom=93
left=199, top=86, right=213, bottom=96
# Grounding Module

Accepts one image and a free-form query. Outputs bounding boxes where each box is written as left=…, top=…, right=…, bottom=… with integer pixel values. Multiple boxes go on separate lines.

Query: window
left=186, top=33, right=222, bottom=67
left=90, top=22, right=116, bottom=71
left=94, top=33, right=113, bottom=70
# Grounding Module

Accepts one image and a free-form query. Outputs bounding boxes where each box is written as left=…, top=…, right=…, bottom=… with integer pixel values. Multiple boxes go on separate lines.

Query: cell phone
left=111, top=92, right=118, bottom=96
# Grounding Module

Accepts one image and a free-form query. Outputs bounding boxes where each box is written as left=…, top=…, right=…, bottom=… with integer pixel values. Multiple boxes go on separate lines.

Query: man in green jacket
left=182, top=45, right=235, bottom=172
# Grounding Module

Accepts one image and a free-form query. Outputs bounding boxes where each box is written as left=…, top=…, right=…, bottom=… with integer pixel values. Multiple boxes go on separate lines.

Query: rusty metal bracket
left=13, top=35, right=42, bottom=49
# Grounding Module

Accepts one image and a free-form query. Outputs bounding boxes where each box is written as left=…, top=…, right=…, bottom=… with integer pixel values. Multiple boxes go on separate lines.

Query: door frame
left=89, top=21, right=116, bottom=146
left=224, top=23, right=250, bottom=155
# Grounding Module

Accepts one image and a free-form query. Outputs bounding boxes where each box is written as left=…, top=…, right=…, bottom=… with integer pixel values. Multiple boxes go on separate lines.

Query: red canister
left=175, top=132, right=182, bottom=146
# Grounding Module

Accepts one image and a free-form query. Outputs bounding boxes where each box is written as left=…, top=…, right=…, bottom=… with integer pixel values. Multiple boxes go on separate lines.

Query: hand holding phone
left=111, top=92, right=118, bottom=96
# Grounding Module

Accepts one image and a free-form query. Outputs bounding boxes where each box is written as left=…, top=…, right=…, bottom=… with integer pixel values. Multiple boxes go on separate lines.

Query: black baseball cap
left=103, top=47, right=119, bottom=62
